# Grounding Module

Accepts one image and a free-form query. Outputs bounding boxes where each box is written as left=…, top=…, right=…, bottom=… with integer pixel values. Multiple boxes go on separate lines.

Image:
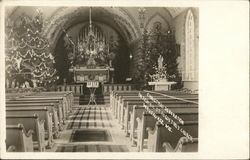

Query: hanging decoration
left=5, top=9, right=57, bottom=88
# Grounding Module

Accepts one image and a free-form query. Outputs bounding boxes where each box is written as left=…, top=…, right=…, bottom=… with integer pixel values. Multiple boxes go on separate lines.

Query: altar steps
left=79, top=86, right=105, bottom=105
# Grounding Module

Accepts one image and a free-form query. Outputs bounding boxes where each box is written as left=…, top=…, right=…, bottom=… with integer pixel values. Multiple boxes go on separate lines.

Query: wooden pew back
left=6, top=107, right=54, bottom=147
left=6, top=115, right=45, bottom=151
left=6, top=103, right=61, bottom=135
left=138, top=112, right=198, bottom=151
left=148, top=121, right=198, bottom=152
left=6, top=124, right=34, bottom=152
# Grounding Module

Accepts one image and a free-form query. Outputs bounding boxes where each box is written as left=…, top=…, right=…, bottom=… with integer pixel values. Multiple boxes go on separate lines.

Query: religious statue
left=11, top=80, right=16, bottom=88
left=32, top=79, right=37, bottom=88
left=25, top=81, right=30, bottom=88
left=158, top=55, right=164, bottom=69
left=14, top=56, right=22, bottom=71
left=87, top=54, right=96, bottom=66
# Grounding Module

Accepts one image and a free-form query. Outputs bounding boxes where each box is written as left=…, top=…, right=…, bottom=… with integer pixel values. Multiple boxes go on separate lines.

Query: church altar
left=148, top=55, right=176, bottom=91
left=148, top=80, right=176, bottom=91
left=69, top=66, right=114, bottom=83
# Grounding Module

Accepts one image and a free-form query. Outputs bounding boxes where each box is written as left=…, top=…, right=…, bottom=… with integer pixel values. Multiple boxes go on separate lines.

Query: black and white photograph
left=0, top=0, right=249, bottom=159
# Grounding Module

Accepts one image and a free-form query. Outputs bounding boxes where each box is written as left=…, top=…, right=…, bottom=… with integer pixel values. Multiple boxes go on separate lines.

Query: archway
left=51, top=7, right=136, bottom=84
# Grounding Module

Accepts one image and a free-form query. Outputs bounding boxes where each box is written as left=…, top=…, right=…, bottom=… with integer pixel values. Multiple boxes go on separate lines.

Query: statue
left=25, top=81, right=30, bottom=88
left=158, top=55, right=164, bottom=69
left=32, top=79, right=37, bottom=88
left=11, top=80, right=15, bottom=88
left=14, top=56, right=22, bottom=71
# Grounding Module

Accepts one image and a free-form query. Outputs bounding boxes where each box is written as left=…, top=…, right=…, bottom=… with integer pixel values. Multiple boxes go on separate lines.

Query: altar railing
left=55, top=84, right=84, bottom=94
left=54, top=83, right=141, bottom=95
left=102, top=84, right=141, bottom=94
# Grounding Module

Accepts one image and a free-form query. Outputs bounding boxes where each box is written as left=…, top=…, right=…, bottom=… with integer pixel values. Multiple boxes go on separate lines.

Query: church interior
left=4, top=6, right=199, bottom=153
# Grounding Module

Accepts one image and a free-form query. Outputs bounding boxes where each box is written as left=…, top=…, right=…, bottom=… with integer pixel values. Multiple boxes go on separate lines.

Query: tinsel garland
left=5, top=10, right=57, bottom=86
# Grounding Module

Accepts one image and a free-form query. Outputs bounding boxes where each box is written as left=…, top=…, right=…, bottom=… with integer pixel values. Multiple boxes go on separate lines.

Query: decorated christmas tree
left=5, top=10, right=57, bottom=88
left=139, top=24, right=182, bottom=89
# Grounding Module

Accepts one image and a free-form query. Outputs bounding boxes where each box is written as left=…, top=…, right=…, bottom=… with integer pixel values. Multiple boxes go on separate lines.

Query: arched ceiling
left=6, top=6, right=188, bottom=50
left=167, top=8, right=187, bottom=18
left=43, top=7, right=141, bottom=49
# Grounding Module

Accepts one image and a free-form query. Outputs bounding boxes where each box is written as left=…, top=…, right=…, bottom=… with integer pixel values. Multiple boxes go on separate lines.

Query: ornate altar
left=67, top=8, right=116, bottom=104
left=69, top=66, right=114, bottom=83
left=68, top=7, right=115, bottom=84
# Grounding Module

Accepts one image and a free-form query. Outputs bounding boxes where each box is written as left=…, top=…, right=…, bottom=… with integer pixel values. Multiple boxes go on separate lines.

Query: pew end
left=7, top=145, right=16, bottom=152
left=173, top=137, right=198, bottom=152
left=6, top=124, right=34, bottom=152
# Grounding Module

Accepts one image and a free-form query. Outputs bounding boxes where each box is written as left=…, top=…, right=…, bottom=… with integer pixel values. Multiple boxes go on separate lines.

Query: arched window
left=185, top=9, right=195, bottom=81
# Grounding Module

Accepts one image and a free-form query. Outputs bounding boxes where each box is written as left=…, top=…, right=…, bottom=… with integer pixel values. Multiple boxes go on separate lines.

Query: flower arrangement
left=149, top=65, right=176, bottom=82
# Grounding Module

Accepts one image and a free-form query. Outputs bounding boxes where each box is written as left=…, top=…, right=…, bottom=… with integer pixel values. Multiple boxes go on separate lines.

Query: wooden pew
left=147, top=121, right=198, bottom=152
left=144, top=90, right=198, bottom=96
left=125, top=102, right=198, bottom=135
left=6, top=103, right=61, bottom=137
left=112, top=91, right=198, bottom=113
left=111, top=91, right=144, bottom=114
left=118, top=98, right=197, bottom=127
left=6, top=93, right=30, bottom=100
left=7, top=145, right=16, bottom=152
left=136, top=110, right=198, bottom=151
left=12, top=97, right=69, bottom=119
left=6, top=115, right=45, bottom=151
left=24, top=94, right=72, bottom=113
left=36, top=91, right=74, bottom=107
left=6, top=124, right=34, bottom=152
left=6, top=107, right=53, bottom=149
left=162, top=137, right=198, bottom=152
left=118, top=97, right=198, bottom=126
left=113, top=92, right=198, bottom=120
left=129, top=104, right=198, bottom=142
left=116, top=93, right=198, bottom=130
left=6, top=99, right=65, bottom=124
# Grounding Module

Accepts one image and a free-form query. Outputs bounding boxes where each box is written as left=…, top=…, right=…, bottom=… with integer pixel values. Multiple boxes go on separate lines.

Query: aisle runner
left=57, top=105, right=129, bottom=152
left=70, top=129, right=112, bottom=142
left=67, top=106, right=113, bottom=129
left=56, top=144, right=129, bottom=152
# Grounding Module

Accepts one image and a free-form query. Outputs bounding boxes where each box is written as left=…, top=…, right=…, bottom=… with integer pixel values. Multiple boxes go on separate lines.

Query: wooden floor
left=47, top=104, right=137, bottom=152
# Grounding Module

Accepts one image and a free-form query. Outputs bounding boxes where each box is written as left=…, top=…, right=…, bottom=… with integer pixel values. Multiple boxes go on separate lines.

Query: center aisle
left=49, top=104, right=137, bottom=152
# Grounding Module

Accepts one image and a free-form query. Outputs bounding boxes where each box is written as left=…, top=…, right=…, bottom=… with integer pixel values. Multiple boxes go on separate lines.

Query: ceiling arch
left=6, top=6, right=189, bottom=51
left=145, top=12, right=172, bottom=31
left=42, top=7, right=141, bottom=50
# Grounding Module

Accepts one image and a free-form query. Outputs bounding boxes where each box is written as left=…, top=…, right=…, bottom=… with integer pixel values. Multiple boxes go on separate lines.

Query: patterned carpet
left=70, top=129, right=112, bottom=142
left=67, top=106, right=113, bottom=129
left=56, top=144, right=129, bottom=152
left=55, top=105, right=130, bottom=152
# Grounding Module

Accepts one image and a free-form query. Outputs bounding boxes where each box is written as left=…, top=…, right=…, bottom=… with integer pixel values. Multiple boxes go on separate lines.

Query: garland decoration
left=5, top=9, right=57, bottom=88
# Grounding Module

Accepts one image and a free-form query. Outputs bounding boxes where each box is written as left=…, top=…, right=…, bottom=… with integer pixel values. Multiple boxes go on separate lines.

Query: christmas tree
left=139, top=26, right=183, bottom=89
left=5, top=10, right=57, bottom=88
